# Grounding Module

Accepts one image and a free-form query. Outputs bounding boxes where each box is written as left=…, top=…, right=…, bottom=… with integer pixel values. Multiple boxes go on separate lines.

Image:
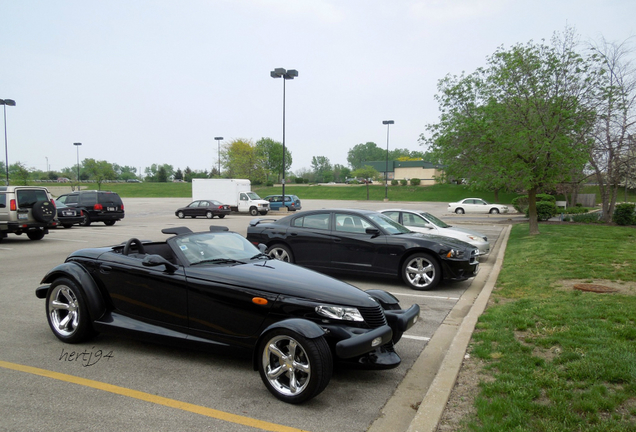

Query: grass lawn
left=459, top=224, right=636, bottom=431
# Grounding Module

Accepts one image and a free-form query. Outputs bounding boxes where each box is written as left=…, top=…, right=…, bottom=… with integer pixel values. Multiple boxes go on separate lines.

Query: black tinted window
left=64, top=194, right=79, bottom=205
left=98, top=192, right=122, bottom=205
left=16, top=189, right=49, bottom=207
left=79, top=192, right=97, bottom=205
left=0, top=194, right=5, bottom=208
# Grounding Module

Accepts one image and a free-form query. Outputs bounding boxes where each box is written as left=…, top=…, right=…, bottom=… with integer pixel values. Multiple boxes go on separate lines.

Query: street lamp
left=1, top=98, right=16, bottom=185
left=74, top=142, right=82, bottom=186
left=270, top=67, right=298, bottom=207
left=214, top=137, right=223, bottom=177
left=382, top=120, right=394, bottom=201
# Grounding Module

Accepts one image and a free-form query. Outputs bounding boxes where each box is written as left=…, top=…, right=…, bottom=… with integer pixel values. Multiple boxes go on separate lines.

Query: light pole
left=270, top=67, right=298, bottom=206
left=1, top=98, right=16, bottom=185
left=214, top=137, right=223, bottom=177
left=74, top=142, right=82, bottom=186
left=382, top=120, right=394, bottom=201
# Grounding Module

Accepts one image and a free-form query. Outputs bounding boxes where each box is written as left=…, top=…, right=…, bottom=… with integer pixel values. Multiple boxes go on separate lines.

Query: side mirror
left=365, top=227, right=381, bottom=237
left=258, top=244, right=268, bottom=253
left=142, top=254, right=178, bottom=273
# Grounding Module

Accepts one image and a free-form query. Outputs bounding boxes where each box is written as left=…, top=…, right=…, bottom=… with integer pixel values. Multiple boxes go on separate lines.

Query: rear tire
left=80, top=214, right=91, bottom=226
left=27, top=229, right=46, bottom=240
left=267, top=244, right=294, bottom=263
left=455, top=208, right=465, bottom=214
left=258, top=329, right=332, bottom=404
left=104, top=220, right=116, bottom=226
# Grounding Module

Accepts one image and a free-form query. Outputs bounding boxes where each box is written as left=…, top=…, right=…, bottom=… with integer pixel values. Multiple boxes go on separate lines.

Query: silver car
left=381, top=209, right=490, bottom=256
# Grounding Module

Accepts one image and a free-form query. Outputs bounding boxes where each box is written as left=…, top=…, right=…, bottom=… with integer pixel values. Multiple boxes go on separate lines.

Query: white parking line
left=403, top=335, right=431, bottom=341
left=45, top=238, right=89, bottom=243
left=0, top=247, right=13, bottom=250
left=389, top=292, right=460, bottom=301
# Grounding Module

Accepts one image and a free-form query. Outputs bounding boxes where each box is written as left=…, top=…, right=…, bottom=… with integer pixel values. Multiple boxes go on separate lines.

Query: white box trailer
left=192, top=179, right=270, bottom=216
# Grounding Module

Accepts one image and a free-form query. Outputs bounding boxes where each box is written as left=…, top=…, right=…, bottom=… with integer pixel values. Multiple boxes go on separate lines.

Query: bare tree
left=587, top=37, right=636, bottom=221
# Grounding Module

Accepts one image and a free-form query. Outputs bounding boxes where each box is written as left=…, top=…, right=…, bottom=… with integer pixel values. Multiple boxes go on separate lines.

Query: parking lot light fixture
left=270, top=68, right=298, bottom=207
left=382, top=120, right=394, bottom=200
left=214, top=137, right=223, bottom=177
left=74, top=143, right=82, bottom=186
left=2, top=98, right=16, bottom=185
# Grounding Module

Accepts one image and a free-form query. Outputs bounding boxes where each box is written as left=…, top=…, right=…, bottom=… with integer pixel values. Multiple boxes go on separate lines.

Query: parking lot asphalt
left=0, top=198, right=513, bottom=431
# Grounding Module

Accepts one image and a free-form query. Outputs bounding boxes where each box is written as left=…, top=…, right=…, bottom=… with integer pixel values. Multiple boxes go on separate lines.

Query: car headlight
left=445, top=248, right=465, bottom=259
left=316, top=305, right=364, bottom=322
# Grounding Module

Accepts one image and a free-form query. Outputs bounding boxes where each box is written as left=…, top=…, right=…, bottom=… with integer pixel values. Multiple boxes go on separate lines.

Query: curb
left=406, top=223, right=512, bottom=432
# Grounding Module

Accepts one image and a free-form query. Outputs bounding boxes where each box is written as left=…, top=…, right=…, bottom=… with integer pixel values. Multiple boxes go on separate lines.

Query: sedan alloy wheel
left=402, top=253, right=441, bottom=290
left=267, top=244, right=294, bottom=263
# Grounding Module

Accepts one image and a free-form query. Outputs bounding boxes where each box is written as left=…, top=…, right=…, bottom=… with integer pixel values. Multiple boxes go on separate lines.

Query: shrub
left=294, top=177, right=304, bottom=184
left=410, top=178, right=421, bottom=186
left=572, top=212, right=603, bottom=223
left=613, top=203, right=636, bottom=226
left=535, top=201, right=557, bottom=221
left=391, top=179, right=398, bottom=186
left=400, top=179, right=408, bottom=186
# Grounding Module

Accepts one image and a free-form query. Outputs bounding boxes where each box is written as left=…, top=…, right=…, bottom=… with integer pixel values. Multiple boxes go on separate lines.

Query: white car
left=381, top=209, right=490, bottom=256
left=447, top=198, right=508, bottom=214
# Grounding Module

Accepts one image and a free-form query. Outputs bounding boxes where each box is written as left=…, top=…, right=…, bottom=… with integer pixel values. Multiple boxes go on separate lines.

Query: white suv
left=0, top=186, right=56, bottom=241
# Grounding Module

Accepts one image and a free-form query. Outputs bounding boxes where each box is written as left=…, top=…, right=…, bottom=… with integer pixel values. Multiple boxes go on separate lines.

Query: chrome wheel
left=258, top=329, right=332, bottom=404
left=48, top=284, right=81, bottom=339
left=402, top=253, right=440, bottom=290
left=46, top=278, right=94, bottom=343
left=263, top=334, right=311, bottom=398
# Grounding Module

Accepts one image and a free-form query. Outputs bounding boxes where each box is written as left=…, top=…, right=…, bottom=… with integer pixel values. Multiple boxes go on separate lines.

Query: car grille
left=359, top=305, right=388, bottom=329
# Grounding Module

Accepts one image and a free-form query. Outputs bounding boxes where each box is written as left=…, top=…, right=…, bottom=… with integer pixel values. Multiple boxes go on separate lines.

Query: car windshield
left=419, top=212, right=450, bottom=228
left=366, top=212, right=411, bottom=235
left=55, top=200, right=68, bottom=209
left=245, top=192, right=262, bottom=200
left=173, top=231, right=264, bottom=265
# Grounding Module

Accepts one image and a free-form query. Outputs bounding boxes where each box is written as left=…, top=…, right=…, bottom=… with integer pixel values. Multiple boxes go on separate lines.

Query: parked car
left=381, top=209, right=490, bottom=256
left=54, top=199, right=84, bottom=229
left=264, top=195, right=302, bottom=211
left=56, top=190, right=125, bottom=226
left=175, top=200, right=231, bottom=219
left=35, top=226, right=419, bottom=404
left=0, top=186, right=56, bottom=241
left=447, top=198, right=508, bottom=214
left=247, top=209, right=479, bottom=291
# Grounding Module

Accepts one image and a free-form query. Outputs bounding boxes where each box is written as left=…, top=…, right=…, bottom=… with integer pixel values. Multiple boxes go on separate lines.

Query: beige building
left=366, top=160, right=443, bottom=185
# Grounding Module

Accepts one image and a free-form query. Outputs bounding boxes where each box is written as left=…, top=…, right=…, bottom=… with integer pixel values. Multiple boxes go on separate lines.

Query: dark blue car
left=265, top=195, right=302, bottom=211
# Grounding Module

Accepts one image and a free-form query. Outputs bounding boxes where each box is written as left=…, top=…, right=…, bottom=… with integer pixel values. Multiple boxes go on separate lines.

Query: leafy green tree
left=83, top=159, right=117, bottom=190
left=255, top=138, right=292, bottom=183
left=347, top=142, right=386, bottom=170
left=221, top=139, right=266, bottom=183
left=9, top=162, right=30, bottom=185
left=113, top=164, right=138, bottom=181
left=174, top=168, right=183, bottom=181
left=311, top=156, right=333, bottom=183
left=145, top=164, right=174, bottom=182
left=424, top=28, right=595, bottom=235
left=157, top=166, right=168, bottom=182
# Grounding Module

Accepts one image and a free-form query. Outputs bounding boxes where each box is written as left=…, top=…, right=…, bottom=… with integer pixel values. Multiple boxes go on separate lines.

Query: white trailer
left=192, top=179, right=270, bottom=216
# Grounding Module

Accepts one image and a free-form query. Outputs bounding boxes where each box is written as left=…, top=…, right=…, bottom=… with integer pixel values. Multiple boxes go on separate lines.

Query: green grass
left=460, top=224, right=636, bottom=431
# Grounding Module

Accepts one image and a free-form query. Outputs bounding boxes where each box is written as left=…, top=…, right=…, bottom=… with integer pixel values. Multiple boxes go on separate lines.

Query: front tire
left=402, top=253, right=441, bottom=290
left=267, top=244, right=294, bottom=263
left=489, top=208, right=499, bottom=214
left=206, top=211, right=214, bottom=219
left=249, top=207, right=259, bottom=216
left=177, top=211, right=185, bottom=219
left=45, top=278, right=95, bottom=343
left=258, top=329, right=332, bottom=404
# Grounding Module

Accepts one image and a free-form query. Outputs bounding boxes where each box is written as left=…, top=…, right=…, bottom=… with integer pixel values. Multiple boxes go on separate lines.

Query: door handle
left=100, top=265, right=112, bottom=274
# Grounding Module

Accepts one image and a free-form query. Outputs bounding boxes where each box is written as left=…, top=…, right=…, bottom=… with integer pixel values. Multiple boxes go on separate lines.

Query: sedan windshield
left=174, top=232, right=263, bottom=265
left=367, top=212, right=411, bottom=235
left=419, top=212, right=450, bottom=228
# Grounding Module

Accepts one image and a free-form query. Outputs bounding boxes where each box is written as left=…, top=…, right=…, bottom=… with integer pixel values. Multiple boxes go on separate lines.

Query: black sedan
left=175, top=200, right=230, bottom=219
left=54, top=199, right=84, bottom=228
left=247, top=209, right=479, bottom=290
left=35, top=226, right=419, bottom=404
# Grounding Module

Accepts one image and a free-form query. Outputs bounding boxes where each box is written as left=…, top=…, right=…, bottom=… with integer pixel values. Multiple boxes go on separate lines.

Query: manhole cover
left=573, top=284, right=618, bottom=293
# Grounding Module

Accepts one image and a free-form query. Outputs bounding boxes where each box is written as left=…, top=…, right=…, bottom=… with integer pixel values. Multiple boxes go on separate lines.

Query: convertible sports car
left=35, top=226, right=419, bottom=404
left=246, top=209, right=480, bottom=291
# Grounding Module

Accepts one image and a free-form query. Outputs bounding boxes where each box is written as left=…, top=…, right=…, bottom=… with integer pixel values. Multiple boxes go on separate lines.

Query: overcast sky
left=2, top=0, right=634, bottom=176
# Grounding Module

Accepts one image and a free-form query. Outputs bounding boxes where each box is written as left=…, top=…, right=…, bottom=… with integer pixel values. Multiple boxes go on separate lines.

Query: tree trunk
left=528, top=187, right=540, bottom=235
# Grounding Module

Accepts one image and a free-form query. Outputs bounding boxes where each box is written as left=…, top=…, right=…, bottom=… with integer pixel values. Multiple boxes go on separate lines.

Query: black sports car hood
left=183, top=258, right=378, bottom=307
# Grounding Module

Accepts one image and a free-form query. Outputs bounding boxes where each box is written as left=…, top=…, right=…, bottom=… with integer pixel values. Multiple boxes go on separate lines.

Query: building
left=365, top=160, right=443, bottom=185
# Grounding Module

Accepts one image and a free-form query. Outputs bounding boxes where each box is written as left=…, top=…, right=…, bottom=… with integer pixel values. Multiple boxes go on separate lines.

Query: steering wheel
left=123, top=238, right=145, bottom=256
